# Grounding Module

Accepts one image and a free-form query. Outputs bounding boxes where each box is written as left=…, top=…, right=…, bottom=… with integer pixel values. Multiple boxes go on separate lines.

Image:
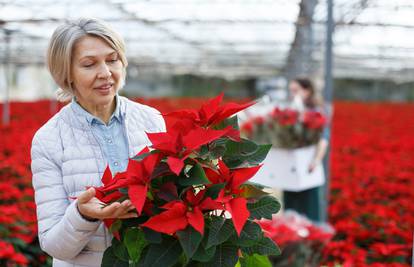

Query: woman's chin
left=91, top=92, right=116, bottom=107
left=94, top=87, right=116, bottom=98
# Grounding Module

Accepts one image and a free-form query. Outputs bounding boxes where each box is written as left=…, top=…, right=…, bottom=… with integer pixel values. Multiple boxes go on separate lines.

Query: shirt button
left=107, top=139, right=113, bottom=144
left=114, top=162, right=119, bottom=166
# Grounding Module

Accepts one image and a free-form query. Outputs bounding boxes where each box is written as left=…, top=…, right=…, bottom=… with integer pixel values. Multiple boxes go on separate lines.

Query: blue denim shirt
left=72, top=95, right=129, bottom=175
left=321, top=103, right=332, bottom=141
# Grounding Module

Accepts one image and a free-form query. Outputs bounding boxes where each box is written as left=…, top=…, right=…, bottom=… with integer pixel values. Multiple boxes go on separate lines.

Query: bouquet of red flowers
left=241, top=107, right=327, bottom=149
left=94, top=93, right=281, bottom=266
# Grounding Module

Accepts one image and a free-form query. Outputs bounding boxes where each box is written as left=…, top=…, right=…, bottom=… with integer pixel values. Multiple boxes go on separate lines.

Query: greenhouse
left=0, top=0, right=413, bottom=266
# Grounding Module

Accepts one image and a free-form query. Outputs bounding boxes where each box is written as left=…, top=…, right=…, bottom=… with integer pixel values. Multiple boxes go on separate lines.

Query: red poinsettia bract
left=147, top=121, right=228, bottom=175
left=163, top=92, right=255, bottom=128
left=94, top=147, right=161, bottom=231
left=303, top=111, right=327, bottom=129
left=204, top=160, right=262, bottom=236
left=141, top=189, right=222, bottom=235
left=272, top=107, right=299, bottom=126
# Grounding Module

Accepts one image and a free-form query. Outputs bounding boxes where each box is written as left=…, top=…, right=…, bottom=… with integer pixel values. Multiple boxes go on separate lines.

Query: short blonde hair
left=47, top=18, right=128, bottom=102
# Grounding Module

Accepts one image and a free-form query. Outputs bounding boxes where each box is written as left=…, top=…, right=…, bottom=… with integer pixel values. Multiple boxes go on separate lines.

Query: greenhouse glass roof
left=1, top=0, right=413, bottom=81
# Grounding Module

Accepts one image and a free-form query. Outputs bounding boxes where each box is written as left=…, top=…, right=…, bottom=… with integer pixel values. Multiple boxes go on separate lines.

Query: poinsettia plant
left=94, top=93, right=281, bottom=267
left=241, top=107, right=327, bottom=149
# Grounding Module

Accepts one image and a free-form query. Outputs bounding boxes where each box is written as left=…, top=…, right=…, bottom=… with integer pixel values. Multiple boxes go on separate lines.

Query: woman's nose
left=97, top=63, right=111, bottom=79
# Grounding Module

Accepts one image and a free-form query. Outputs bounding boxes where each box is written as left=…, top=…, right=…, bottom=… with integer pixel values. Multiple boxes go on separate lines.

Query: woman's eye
left=83, top=63, right=94, bottom=68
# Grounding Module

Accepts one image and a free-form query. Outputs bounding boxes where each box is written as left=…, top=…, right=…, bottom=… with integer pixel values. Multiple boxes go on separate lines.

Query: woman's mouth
left=95, top=84, right=113, bottom=94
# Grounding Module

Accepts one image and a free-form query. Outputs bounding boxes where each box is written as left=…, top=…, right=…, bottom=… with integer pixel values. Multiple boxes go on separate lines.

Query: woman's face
left=71, top=35, right=123, bottom=111
left=289, top=81, right=311, bottom=100
left=289, top=81, right=301, bottom=98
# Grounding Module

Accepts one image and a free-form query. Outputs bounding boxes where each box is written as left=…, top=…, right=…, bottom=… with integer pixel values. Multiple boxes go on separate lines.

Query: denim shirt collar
left=71, top=94, right=122, bottom=126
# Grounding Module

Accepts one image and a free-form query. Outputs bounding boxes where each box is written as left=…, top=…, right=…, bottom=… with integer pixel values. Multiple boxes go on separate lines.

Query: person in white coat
left=31, top=18, right=165, bottom=266
left=283, top=77, right=331, bottom=222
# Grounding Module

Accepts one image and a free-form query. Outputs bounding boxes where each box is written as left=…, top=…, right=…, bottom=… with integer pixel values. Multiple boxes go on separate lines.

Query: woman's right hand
left=77, top=188, right=137, bottom=221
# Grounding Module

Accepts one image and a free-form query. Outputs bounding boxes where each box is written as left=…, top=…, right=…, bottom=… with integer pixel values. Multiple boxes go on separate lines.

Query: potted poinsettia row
left=93, top=93, right=282, bottom=267
left=258, top=210, right=335, bottom=267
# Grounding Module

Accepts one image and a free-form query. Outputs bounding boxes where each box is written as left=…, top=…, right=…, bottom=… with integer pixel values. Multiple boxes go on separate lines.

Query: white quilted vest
left=31, top=96, right=165, bottom=266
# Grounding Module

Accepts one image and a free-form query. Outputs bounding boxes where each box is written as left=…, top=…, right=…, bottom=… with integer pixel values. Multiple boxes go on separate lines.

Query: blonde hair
left=47, top=18, right=128, bottom=102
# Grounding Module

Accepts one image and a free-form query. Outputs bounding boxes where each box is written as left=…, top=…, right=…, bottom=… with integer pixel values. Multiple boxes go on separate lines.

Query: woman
left=283, top=77, right=331, bottom=222
left=31, top=18, right=165, bottom=266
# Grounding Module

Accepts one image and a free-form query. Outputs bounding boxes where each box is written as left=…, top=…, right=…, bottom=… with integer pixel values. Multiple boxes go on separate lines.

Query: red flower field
left=322, top=102, right=414, bottom=266
left=0, top=98, right=413, bottom=266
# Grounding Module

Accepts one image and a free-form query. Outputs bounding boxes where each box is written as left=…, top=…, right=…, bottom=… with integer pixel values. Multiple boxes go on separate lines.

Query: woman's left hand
left=77, top=188, right=138, bottom=221
left=308, top=160, right=319, bottom=173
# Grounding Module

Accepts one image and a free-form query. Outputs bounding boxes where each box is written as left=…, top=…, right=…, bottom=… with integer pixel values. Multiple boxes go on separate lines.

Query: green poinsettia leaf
left=243, top=144, right=272, bottom=165
left=222, top=157, right=245, bottom=169
left=239, top=184, right=270, bottom=199
left=239, top=254, right=272, bottom=267
left=247, top=196, right=281, bottom=220
left=143, top=227, right=162, bottom=244
left=241, top=237, right=281, bottom=256
left=198, top=138, right=228, bottom=160
left=142, top=236, right=182, bottom=267
left=111, top=238, right=129, bottom=262
left=198, top=144, right=210, bottom=157
left=183, top=164, right=193, bottom=176
left=101, top=246, right=129, bottom=267
left=224, top=139, right=258, bottom=157
left=213, top=115, right=239, bottom=131
left=206, top=216, right=235, bottom=249
left=109, top=219, right=122, bottom=234
left=204, top=183, right=226, bottom=200
left=121, top=216, right=149, bottom=229
left=211, top=136, right=229, bottom=148
left=223, top=139, right=271, bottom=168
left=244, top=181, right=266, bottom=189
left=177, top=226, right=203, bottom=259
left=131, top=151, right=152, bottom=161
left=209, top=144, right=227, bottom=159
left=207, top=243, right=239, bottom=267
left=150, top=162, right=172, bottom=180
left=118, top=187, right=129, bottom=195
left=123, top=227, right=147, bottom=263
left=179, top=163, right=210, bottom=186
left=154, top=175, right=179, bottom=189
left=192, top=242, right=216, bottom=263
left=229, top=221, right=262, bottom=247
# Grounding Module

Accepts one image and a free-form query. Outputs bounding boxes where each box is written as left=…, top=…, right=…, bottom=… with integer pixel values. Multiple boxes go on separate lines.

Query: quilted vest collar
left=66, top=95, right=130, bottom=130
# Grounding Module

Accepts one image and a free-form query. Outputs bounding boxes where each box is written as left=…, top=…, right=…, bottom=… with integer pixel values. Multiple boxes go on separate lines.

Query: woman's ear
left=66, top=80, right=77, bottom=97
